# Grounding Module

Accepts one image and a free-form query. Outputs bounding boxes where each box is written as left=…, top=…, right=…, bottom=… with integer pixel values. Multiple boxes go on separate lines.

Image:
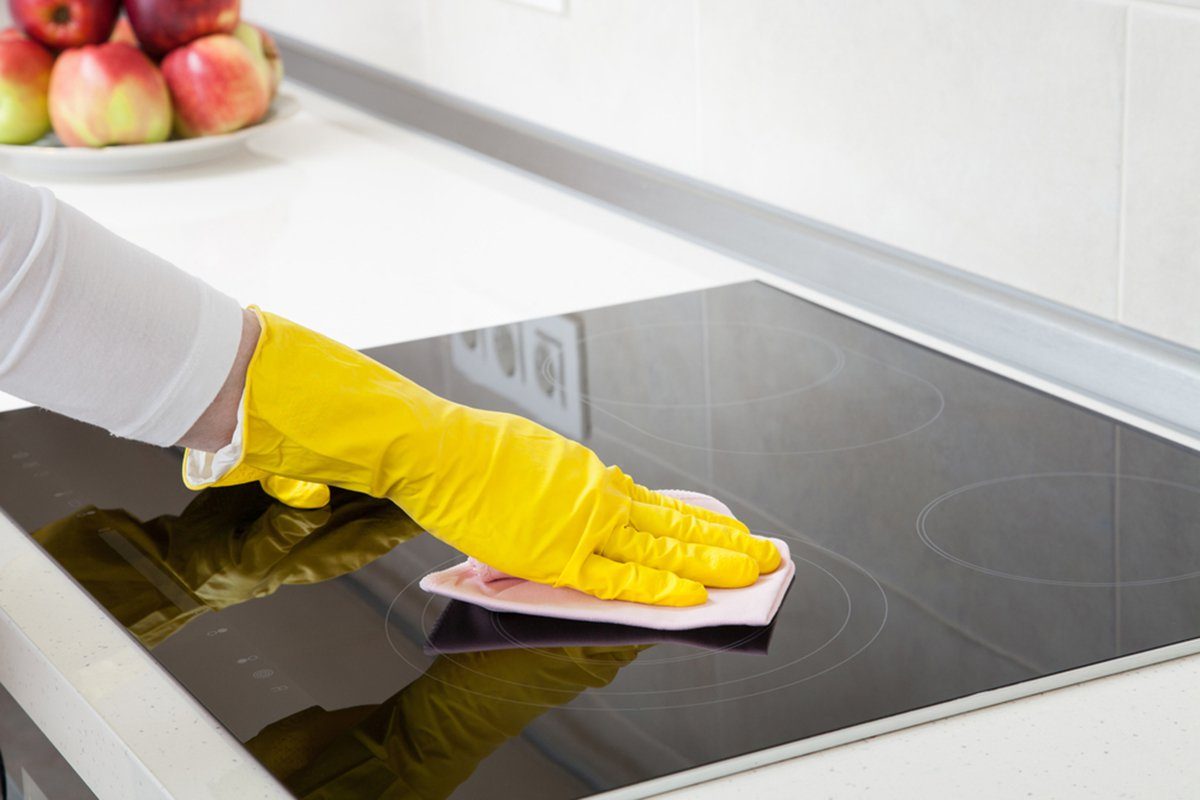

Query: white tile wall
left=423, top=0, right=701, bottom=174
left=695, top=0, right=1126, bottom=319
left=242, top=0, right=430, bottom=81
left=1120, top=5, right=1200, bottom=350
left=246, top=0, right=699, bottom=173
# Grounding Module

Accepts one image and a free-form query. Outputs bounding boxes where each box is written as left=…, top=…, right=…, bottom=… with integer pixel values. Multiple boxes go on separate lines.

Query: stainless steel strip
left=274, top=34, right=1200, bottom=444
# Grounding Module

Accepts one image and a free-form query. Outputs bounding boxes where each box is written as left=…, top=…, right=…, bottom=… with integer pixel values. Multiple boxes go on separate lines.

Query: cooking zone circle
left=541, top=322, right=945, bottom=456
left=557, top=322, right=846, bottom=408
left=385, top=534, right=888, bottom=711
left=917, top=472, right=1200, bottom=587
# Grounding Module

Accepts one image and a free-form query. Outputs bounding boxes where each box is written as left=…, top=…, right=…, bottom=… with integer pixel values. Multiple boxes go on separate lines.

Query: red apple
left=8, top=0, right=119, bottom=49
left=232, top=21, right=282, bottom=98
left=124, top=0, right=239, bottom=58
left=49, top=43, right=172, bottom=146
left=0, top=26, right=26, bottom=40
left=161, top=33, right=269, bottom=138
left=0, top=34, right=53, bottom=143
left=107, top=15, right=136, bottom=45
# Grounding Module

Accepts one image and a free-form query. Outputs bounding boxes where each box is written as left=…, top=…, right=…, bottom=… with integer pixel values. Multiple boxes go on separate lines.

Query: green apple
left=0, top=32, right=54, bottom=145
left=232, top=21, right=283, bottom=98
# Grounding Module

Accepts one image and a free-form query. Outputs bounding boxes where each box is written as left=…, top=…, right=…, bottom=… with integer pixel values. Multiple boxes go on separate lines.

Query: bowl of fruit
left=0, top=0, right=297, bottom=174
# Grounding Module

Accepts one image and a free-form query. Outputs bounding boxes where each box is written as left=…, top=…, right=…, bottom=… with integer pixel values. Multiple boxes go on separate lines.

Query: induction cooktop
left=2, top=281, right=1200, bottom=799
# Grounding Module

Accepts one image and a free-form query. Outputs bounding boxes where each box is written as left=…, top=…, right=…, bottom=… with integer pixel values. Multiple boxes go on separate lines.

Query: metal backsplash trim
left=275, top=34, right=1200, bottom=445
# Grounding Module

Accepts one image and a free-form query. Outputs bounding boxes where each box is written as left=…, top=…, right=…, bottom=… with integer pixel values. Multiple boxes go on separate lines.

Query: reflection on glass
left=426, top=599, right=778, bottom=656
left=32, top=484, right=648, bottom=798
left=32, top=485, right=422, bottom=648
left=250, top=645, right=644, bottom=799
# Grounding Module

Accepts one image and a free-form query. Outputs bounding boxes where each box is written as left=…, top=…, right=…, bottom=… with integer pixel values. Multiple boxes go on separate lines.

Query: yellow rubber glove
left=183, top=308, right=782, bottom=607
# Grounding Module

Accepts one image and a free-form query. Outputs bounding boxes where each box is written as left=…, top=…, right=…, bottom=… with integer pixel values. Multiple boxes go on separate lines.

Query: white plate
left=0, top=94, right=300, bottom=175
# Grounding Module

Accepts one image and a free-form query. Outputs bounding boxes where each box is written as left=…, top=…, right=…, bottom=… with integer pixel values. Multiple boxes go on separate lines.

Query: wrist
left=175, top=308, right=261, bottom=451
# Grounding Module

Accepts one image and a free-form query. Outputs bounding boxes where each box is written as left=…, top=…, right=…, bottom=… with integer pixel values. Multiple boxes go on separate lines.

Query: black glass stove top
left=2, top=281, right=1199, bottom=799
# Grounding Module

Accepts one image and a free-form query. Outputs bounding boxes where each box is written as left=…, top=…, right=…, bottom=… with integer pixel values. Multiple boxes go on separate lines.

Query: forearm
left=0, top=173, right=245, bottom=448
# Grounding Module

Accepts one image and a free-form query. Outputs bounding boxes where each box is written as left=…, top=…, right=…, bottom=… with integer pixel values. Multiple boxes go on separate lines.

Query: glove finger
left=602, top=525, right=759, bottom=588
left=630, top=483, right=751, bottom=534
left=259, top=475, right=331, bottom=509
left=572, top=554, right=708, bottom=607
left=628, top=500, right=782, bottom=574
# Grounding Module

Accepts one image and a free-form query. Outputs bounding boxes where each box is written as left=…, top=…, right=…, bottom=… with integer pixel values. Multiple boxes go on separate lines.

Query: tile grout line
left=691, top=0, right=705, bottom=173
left=418, top=0, right=438, bottom=88
left=1115, top=3, right=1134, bottom=324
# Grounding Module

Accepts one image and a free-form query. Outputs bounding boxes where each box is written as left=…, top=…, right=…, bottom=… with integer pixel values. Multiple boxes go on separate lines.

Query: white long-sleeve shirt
left=0, top=173, right=244, bottom=446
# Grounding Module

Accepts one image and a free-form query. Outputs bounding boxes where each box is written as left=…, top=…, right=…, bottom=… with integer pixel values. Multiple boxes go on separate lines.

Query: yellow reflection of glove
left=249, top=645, right=646, bottom=800
left=34, top=487, right=422, bottom=648
left=184, top=309, right=781, bottom=607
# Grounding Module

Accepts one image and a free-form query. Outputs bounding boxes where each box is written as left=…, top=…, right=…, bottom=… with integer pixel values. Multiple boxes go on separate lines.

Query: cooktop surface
left=2, top=281, right=1199, bottom=799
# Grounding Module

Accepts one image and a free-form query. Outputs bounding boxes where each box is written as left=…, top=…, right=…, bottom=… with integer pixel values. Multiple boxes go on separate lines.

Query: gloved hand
left=184, top=308, right=781, bottom=606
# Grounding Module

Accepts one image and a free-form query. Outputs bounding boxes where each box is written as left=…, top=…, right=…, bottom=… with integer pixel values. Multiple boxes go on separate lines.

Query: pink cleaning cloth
left=419, top=491, right=795, bottom=631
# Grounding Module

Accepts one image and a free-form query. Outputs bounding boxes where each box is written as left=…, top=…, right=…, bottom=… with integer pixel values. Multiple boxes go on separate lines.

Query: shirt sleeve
left=0, top=173, right=244, bottom=447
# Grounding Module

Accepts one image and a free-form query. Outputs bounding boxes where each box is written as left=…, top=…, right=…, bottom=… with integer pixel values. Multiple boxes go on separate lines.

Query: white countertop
left=1, top=84, right=1199, bottom=799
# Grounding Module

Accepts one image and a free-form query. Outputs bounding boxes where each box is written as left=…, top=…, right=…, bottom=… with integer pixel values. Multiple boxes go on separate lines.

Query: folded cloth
left=419, top=491, right=795, bottom=631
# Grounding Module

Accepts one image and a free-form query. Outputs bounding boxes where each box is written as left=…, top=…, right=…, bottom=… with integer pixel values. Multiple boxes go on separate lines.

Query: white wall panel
left=1119, top=5, right=1200, bottom=350
left=157, top=1, right=1200, bottom=350
left=694, top=0, right=1126, bottom=319
left=423, top=0, right=701, bottom=174
left=242, top=0, right=431, bottom=82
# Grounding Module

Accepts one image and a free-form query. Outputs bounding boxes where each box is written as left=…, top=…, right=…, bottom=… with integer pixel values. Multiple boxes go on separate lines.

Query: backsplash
left=238, top=0, right=1200, bottom=353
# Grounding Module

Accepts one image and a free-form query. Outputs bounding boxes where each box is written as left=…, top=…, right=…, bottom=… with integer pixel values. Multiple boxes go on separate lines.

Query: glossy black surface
left=2, top=281, right=1199, bottom=799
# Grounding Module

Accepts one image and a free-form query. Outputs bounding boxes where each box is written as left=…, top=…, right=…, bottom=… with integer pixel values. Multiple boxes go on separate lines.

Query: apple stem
left=51, top=5, right=71, bottom=24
